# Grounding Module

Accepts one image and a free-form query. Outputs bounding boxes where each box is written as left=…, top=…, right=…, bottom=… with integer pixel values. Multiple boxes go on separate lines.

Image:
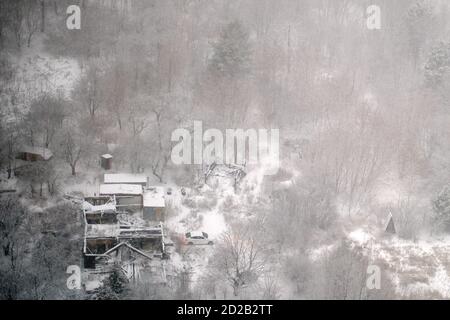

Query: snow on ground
left=2, top=36, right=81, bottom=120
left=344, top=227, right=450, bottom=299
left=428, top=265, right=450, bottom=298
left=201, top=208, right=227, bottom=238
left=309, top=244, right=336, bottom=262
left=348, top=228, right=375, bottom=246
left=12, top=37, right=81, bottom=98
left=163, top=161, right=278, bottom=285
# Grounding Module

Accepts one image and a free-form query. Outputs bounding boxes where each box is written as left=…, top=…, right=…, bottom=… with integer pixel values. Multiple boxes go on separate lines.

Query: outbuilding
left=103, top=173, right=147, bottom=187
left=143, top=187, right=165, bottom=221
left=101, top=154, right=113, bottom=170
left=16, top=145, right=53, bottom=161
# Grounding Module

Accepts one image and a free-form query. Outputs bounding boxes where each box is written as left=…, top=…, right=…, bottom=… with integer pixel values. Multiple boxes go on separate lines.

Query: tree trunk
left=233, top=284, right=239, bottom=297
left=0, top=20, right=4, bottom=49
left=71, top=165, right=76, bottom=176
left=41, top=0, right=45, bottom=32
left=27, top=33, right=32, bottom=48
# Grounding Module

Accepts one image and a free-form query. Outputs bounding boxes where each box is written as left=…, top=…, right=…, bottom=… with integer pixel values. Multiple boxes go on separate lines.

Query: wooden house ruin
left=83, top=222, right=166, bottom=268
left=82, top=196, right=118, bottom=224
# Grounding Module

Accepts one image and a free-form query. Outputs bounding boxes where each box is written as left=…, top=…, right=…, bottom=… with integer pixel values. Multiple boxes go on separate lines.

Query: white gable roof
left=104, top=173, right=147, bottom=184
left=99, top=184, right=143, bottom=195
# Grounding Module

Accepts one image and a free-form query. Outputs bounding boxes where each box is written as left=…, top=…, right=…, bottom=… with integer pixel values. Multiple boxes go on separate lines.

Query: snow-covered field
left=346, top=228, right=450, bottom=299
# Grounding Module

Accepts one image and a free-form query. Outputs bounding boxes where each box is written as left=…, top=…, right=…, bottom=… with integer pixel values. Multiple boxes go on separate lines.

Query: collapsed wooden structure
left=79, top=172, right=172, bottom=292
left=81, top=186, right=168, bottom=292
left=82, top=216, right=167, bottom=265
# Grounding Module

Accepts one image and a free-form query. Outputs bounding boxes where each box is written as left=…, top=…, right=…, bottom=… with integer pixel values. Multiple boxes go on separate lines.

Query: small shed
left=385, top=212, right=396, bottom=234
left=16, top=145, right=53, bottom=161
left=143, top=187, right=165, bottom=221
left=101, top=154, right=113, bottom=170
left=103, top=173, right=147, bottom=187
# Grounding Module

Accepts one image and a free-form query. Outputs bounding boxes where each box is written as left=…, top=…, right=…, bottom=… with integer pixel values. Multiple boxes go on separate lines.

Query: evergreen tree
left=91, top=264, right=129, bottom=300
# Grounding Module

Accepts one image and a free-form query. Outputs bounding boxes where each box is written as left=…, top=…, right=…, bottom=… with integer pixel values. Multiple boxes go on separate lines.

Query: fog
left=1, top=0, right=450, bottom=300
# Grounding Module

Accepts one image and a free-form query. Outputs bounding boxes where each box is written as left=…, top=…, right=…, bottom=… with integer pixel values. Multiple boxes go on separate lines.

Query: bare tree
left=23, top=0, right=40, bottom=48
left=17, top=161, right=54, bottom=198
left=0, top=196, right=30, bottom=299
left=26, top=95, right=66, bottom=148
left=73, top=59, right=106, bottom=118
left=8, top=0, right=25, bottom=49
left=60, top=126, right=85, bottom=176
left=210, top=224, right=266, bottom=297
left=0, top=123, right=19, bottom=179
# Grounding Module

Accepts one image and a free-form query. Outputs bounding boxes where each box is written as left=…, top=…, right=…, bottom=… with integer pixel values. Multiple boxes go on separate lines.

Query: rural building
left=16, top=145, right=53, bottom=161
left=99, top=184, right=143, bottom=209
left=101, top=154, right=113, bottom=170
left=143, top=187, right=166, bottom=221
left=81, top=182, right=168, bottom=292
left=103, top=173, right=147, bottom=186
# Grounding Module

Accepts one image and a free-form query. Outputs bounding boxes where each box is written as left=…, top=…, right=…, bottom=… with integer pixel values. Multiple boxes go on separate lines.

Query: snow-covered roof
left=143, top=187, right=165, bottom=208
left=86, top=224, right=120, bottom=238
left=101, top=154, right=113, bottom=159
left=119, top=226, right=163, bottom=238
left=19, top=145, right=53, bottom=160
left=82, top=201, right=116, bottom=213
left=99, top=184, right=143, bottom=195
left=104, top=173, right=147, bottom=185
